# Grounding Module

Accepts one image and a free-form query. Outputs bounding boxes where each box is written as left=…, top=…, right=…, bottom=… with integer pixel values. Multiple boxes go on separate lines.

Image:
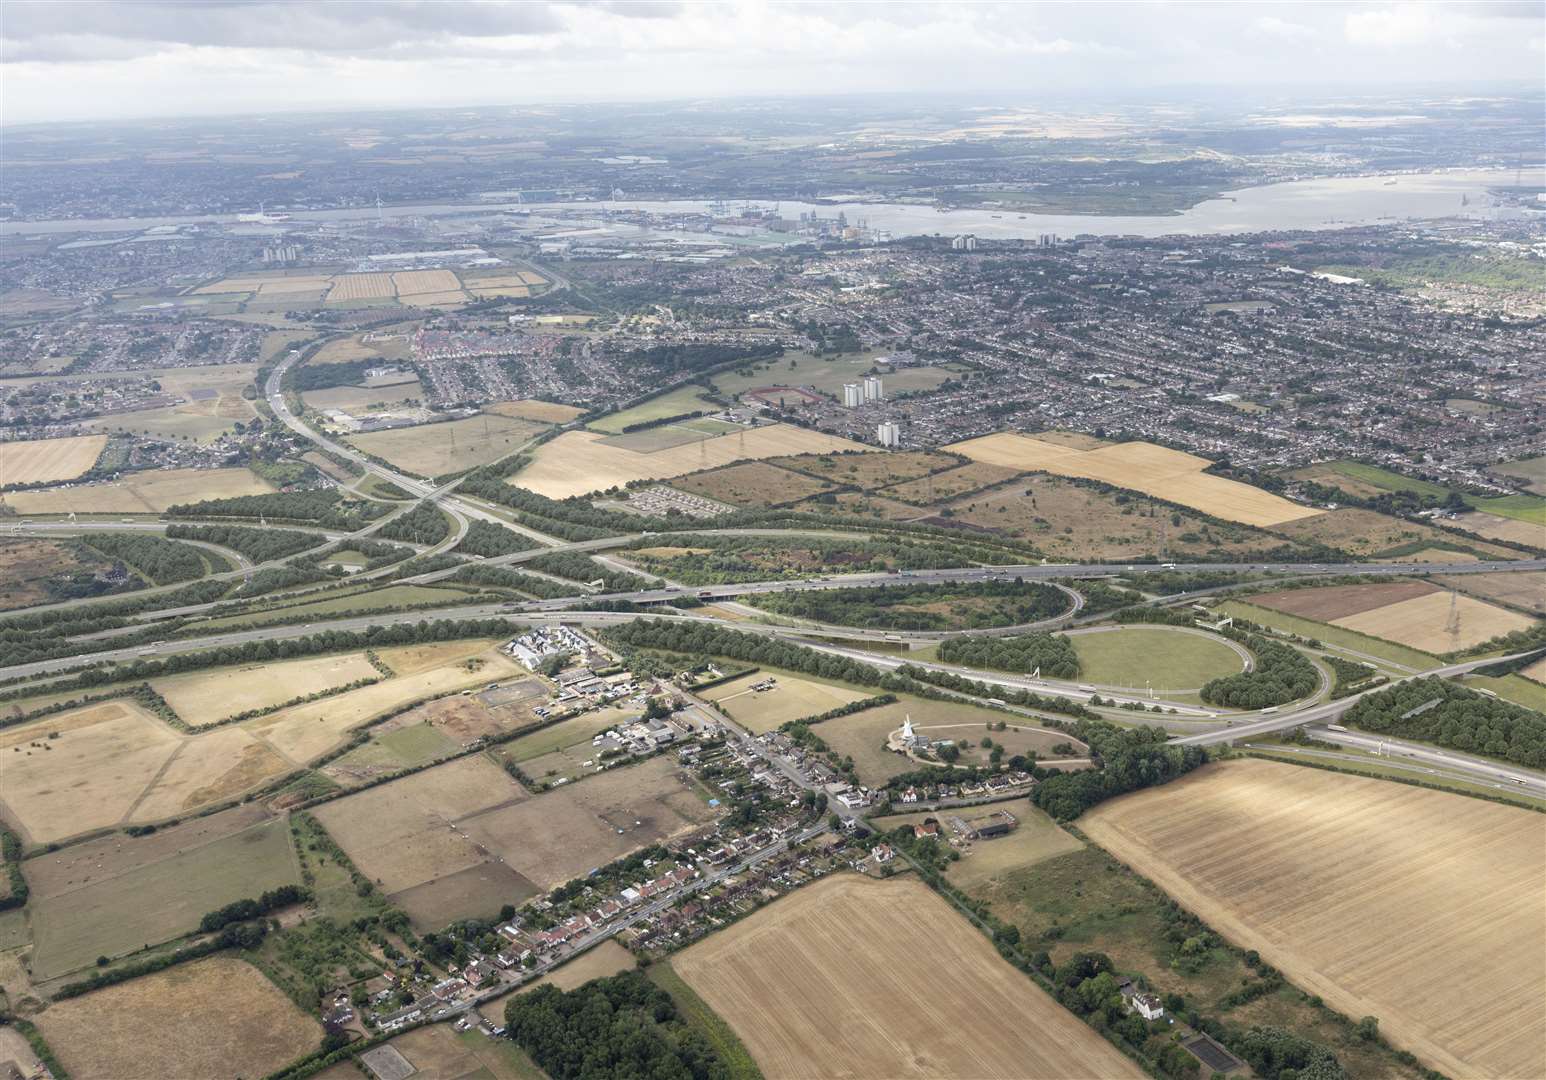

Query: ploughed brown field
left=673, top=874, right=1144, bottom=1079
left=1248, top=580, right=1439, bottom=622
left=1082, top=760, right=1546, bottom=1080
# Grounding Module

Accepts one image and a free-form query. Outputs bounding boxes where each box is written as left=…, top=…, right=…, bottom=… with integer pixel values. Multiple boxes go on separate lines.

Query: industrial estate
left=0, top=74, right=1543, bottom=1080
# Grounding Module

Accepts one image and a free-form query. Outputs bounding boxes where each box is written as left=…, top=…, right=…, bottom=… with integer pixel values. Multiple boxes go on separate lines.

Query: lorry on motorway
left=1326, top=724, right=1349, bottom=732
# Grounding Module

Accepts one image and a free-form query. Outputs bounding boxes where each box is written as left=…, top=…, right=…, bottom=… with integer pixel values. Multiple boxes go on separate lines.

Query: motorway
left=1253, top=725, right=1546, bottom=798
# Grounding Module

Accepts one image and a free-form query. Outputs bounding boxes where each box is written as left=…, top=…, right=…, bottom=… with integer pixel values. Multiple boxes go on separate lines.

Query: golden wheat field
left=0, top=434, right=107, bottom=485
left=2, top=466, right=273, bottom=515
left=391, top=269, right=461, bottom=296
left=1082, top=759, right=1546, bottom=1080
left=673, top=874, right=1145, bottom=1080
left=326, top=273, right=396, bottom=301
left=511, top=424, right=870, bottom=499
left=1331, top=589, right=1537, bottom=652
left=949, top=433, right=1321, bottom=527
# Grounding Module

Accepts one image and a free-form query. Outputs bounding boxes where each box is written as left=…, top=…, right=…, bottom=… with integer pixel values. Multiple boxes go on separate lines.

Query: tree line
left=524, top=550, right=648, bottom=591
left=166, top=523, right=322, bottom=563
left=938, top=632, right=1080, bottom=679
left=199, top=885, right=310, bottom=933
left=1342, top=677, right=1546, bottom=768
left=166, top=489, right=388, bottom=530
left=455, top=519, right=539, bottom=558
left=78, top=532, right=211, bottom=584
left=1031, top=720, right=1208, bottom=820
left=750, top=579, right=1072, bottom=632
left=376, top=500, right=451, bottom=545
left=1200, top=633, right=1317, bottom=709
left=503, top=970, right=730, bottom=1080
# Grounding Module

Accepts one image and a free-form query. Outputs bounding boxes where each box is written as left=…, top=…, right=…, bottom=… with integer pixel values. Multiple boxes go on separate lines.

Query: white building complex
left=863, top=374, right=883, bottom=402
left=842, top=382, right=864, bottom=408
left=877, top=420, right=902, bottom=448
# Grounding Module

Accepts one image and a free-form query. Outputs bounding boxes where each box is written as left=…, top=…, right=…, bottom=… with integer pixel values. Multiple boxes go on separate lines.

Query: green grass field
left=1068, top=627, right=1246, bottom=693
left=1219, top=599, right=1438, bottom=670
left=28, top=818, right=300, bottom=980
left=588, top=385, right=721, bottom=434
left=1461, top=673, right=1546, bottom=713
left=711, top=351, right=959, bottom=401
left=335, top=722, right=461, bottom=772
left=504, top=708, right=634, bottom=764
left=197, top=584, right=474, bottom=631
left=1322, top=460, right=1545, bottom=524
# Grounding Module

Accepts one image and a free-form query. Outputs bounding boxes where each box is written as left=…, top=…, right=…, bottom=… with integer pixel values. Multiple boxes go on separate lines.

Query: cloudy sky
left=2, top=0, right=1542, bottom=126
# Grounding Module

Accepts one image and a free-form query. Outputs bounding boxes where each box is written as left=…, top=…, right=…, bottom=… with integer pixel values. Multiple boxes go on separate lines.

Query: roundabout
left=1064, top=624, right=1252, bottom=694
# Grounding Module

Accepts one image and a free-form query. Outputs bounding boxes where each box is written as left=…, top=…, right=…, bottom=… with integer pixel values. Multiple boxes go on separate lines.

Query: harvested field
left=703, top=671, right=871, bottom=733
left=881, top=461, right=1023, bottom=503
left=247, top=646, right=523, bottom=764
left=1433, top=571, right=1546, bottom=616
left=1218, top=600, right=1436, bottom=670
left=588, top=386, right=720, bottom=434
left=0, top=434, right=107, bottom=486
left=129, top=725, right=292, bottom=821
left=302, top=379, right=424, bottom=413
left=0, top=699, right=181, bottom=844
left=1332, top=589, right=1536, bottom=653
left=950, top=433, right=1321, bottom=527
left=1273, top=507, right=1518, bottom=559
left=151, top=652, right=381, bottom=726
left=1250, top=581, right=1439, bottom=622
left=674, top=873, right=1143, bottom=1080
left=1452, top=511, right=1545, bottom=547
left=487, top=399, right=584, bottom=423
left=457, top=755, right=718, bottom=892
left=1491, top=455, right=1546, bottom=495
left=327, top=272, right=396, bottom=301
left=512, top=424, right=870, bottom=499
left=672, top=461, right=842, bottom=507
left=402, top=290, right=470, bottom=307
left=3, top=466, right=274, bottom=515
left=311, top=336, right=385, bottom=363
left=35, top=956, right=321, bottom=1080
left=769, top=449, right=957, bottom=488
left=392, top=269, right=461, bottom=296
left=314, top=754, right=534, bottom=925
left=1521, top=657, right=1546, bottom=684
left=0, top=537, right=108, bottom=610
left=468, top=284, right=530, bottom=299
left=348, top=413, right=543, bottom=475
left=1082, top=759, right=1546, bottom=1080
left=29, top=812, right=299, bottom=979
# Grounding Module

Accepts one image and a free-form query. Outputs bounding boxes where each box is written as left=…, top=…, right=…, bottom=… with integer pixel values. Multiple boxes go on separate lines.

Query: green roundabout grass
left=1070, top=626, right=1246, bottom=693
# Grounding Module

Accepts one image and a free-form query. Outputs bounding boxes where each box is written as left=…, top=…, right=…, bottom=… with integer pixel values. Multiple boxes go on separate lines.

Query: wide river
left=3, top=167, right=1541, bottom=239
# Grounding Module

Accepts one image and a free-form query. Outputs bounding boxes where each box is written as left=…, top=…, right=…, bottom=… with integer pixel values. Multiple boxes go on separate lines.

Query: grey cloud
left=1, top=0, right=680, bottom=62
